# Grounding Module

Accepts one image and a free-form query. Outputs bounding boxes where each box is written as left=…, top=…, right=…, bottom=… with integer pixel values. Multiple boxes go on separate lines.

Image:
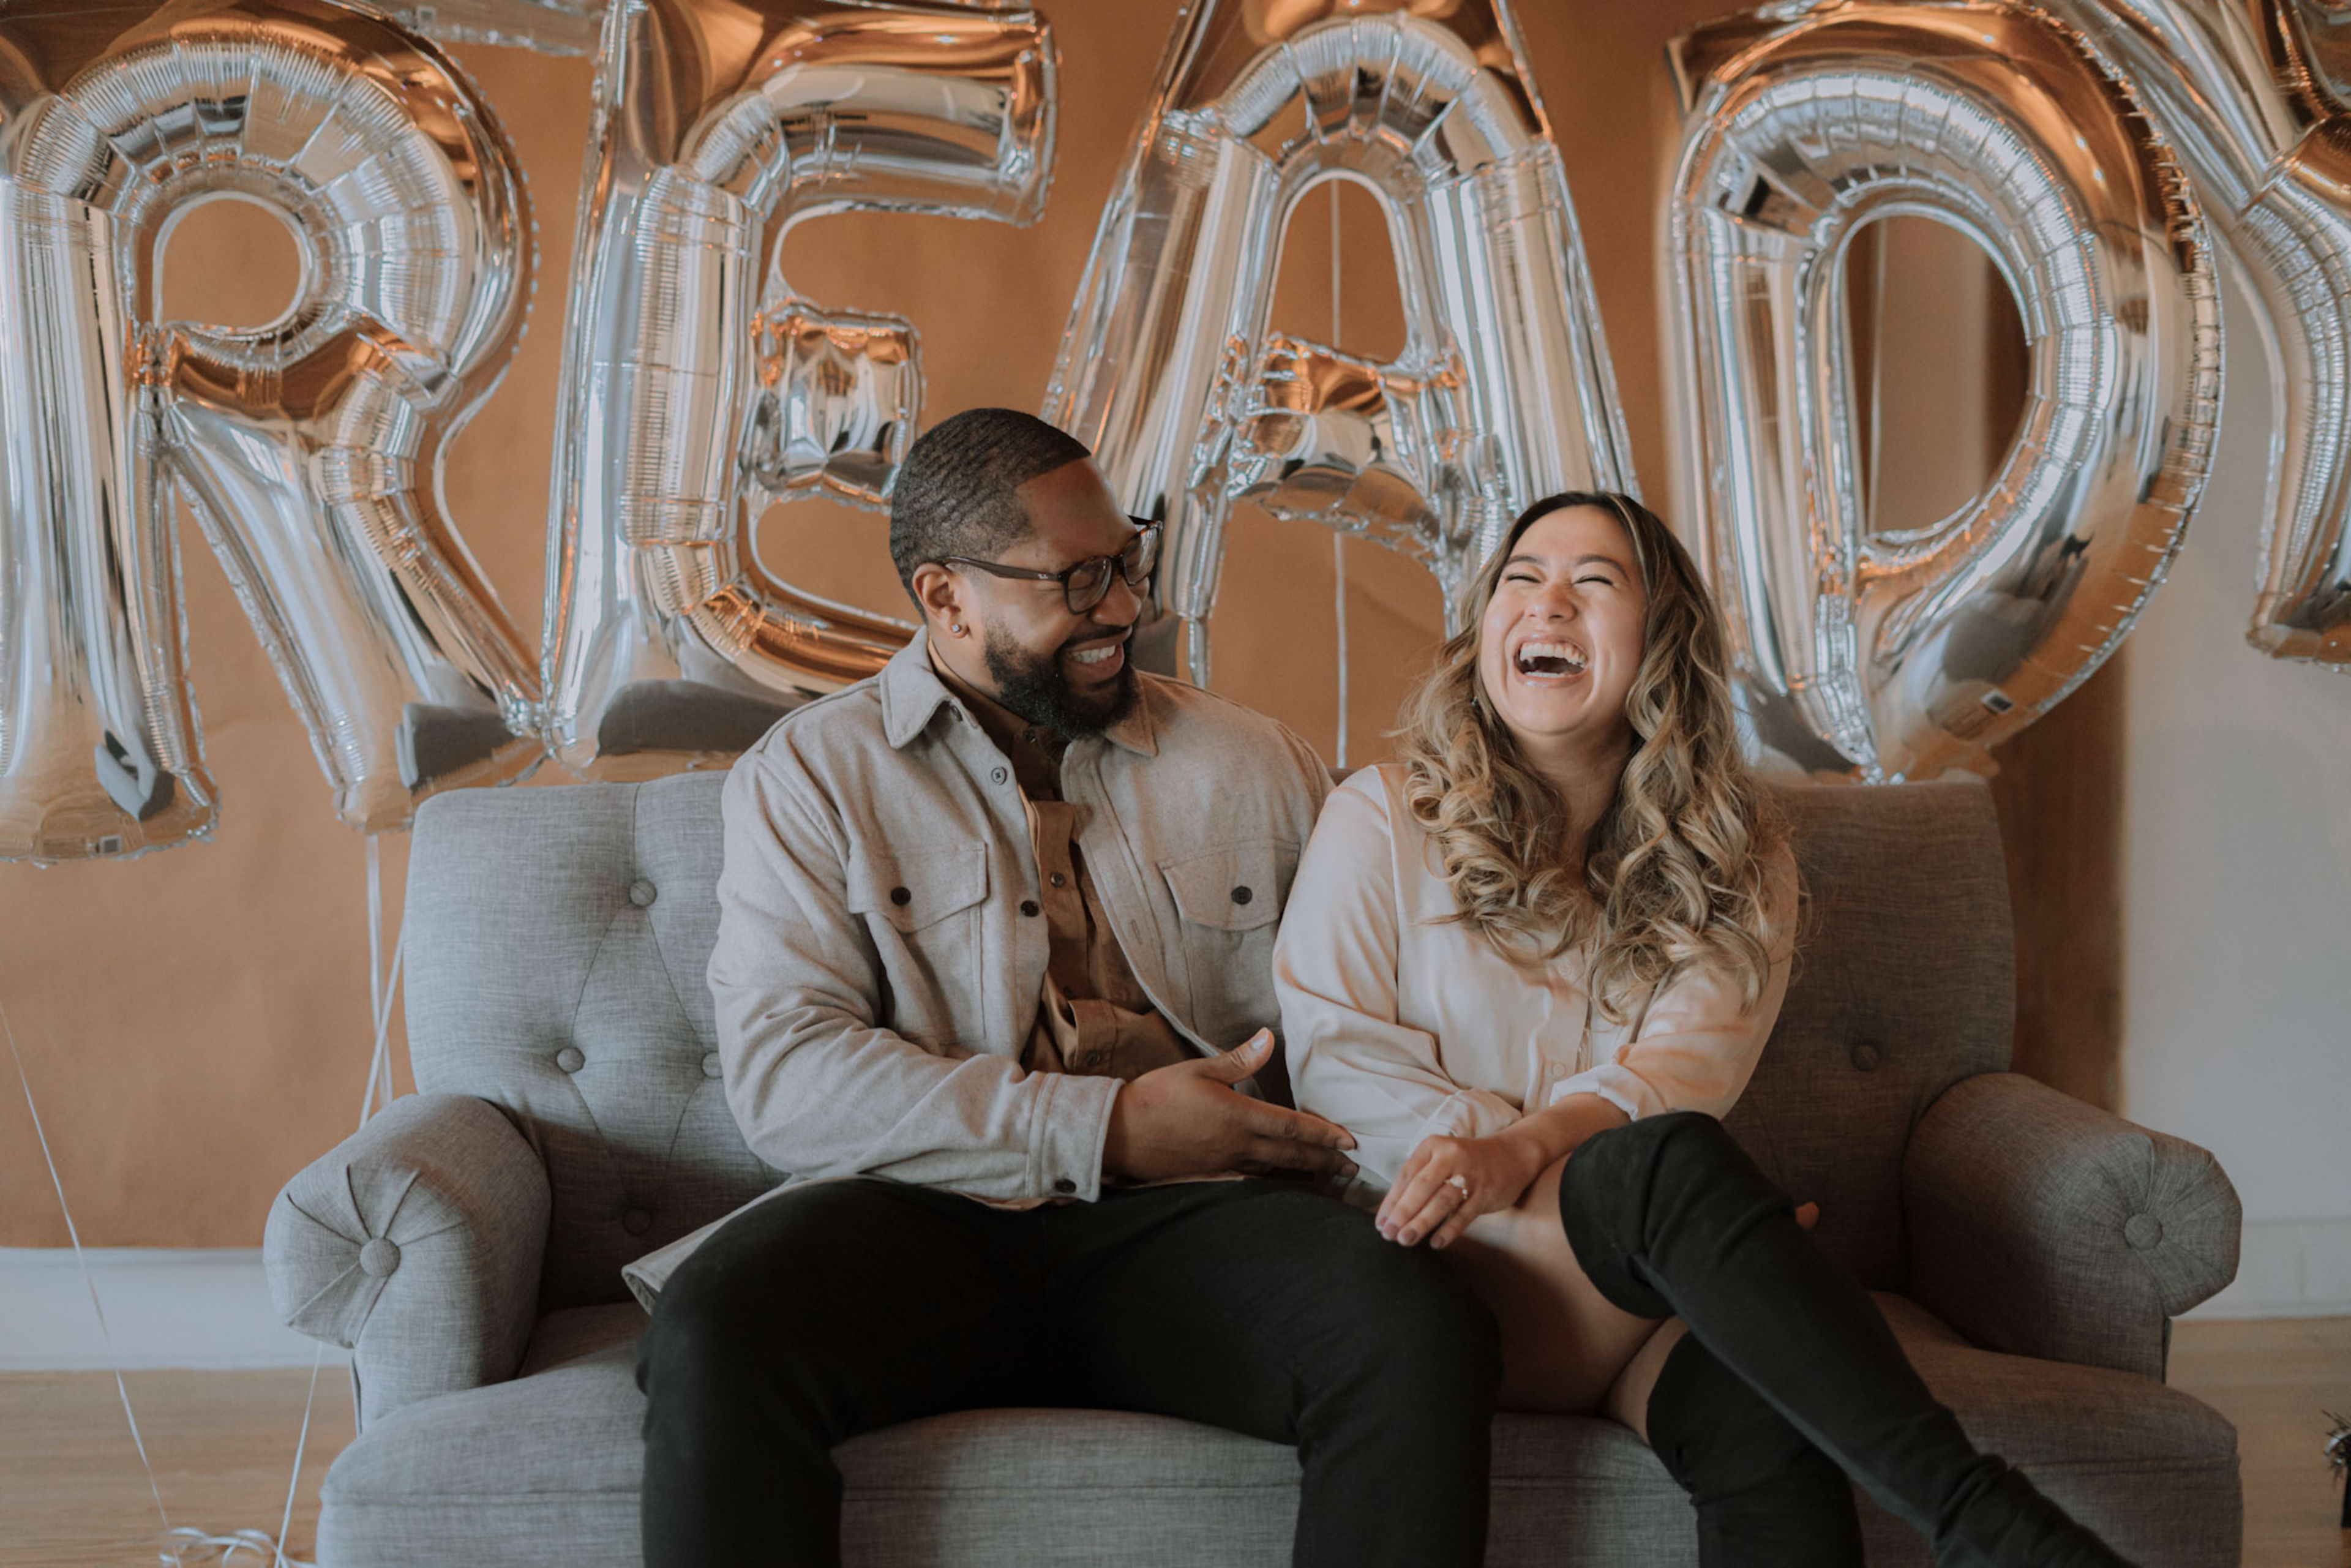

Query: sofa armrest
left=264, top=1093, right=549, bottom=1428
left=1903, top=1073, right=2239, bottom=1381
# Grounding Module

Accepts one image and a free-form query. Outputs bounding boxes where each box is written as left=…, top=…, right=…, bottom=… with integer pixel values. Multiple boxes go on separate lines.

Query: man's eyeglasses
left=936, top=520, right=1162, bottom=615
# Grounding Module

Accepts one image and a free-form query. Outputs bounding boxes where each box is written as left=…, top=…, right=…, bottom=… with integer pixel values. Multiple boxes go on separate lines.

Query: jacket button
left=890, top=885, right=910, bottom=906
left=1850, top=1043, right=1881, bottom=1072
left=555, top=1046, right=585, bottom=1073
left=623, top=1209, right=651, bottom=1236
left=1020, top=899, right=1041, bottom=917
left=1230, top=885, right=1253, bottom=905
left=701, top=1052, right=722, bottom=1079
left=991, top=766, right=1009, bottom=785
left=1054, top=1178, right=1076, bottom=1195
left=1048, top=872, right=1066, bottom=888
left=628, top=879, right=657, bottom=907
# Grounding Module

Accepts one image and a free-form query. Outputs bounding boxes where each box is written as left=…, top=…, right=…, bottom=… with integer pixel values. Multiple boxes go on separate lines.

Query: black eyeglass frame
left=934, top=519, right=1162, bottom=615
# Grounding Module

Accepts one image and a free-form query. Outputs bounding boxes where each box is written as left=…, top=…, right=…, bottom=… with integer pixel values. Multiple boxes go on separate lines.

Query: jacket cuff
left=1411, top=1087, right=1524, bottom=1147
left=1548, top=1062, right=1662, bottom=1123
left=1033, top=1070, right=1122, bottom=1201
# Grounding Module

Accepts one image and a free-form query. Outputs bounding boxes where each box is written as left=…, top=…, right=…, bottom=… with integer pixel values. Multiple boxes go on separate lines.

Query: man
left=631, top=409, right=1499, bottom=1567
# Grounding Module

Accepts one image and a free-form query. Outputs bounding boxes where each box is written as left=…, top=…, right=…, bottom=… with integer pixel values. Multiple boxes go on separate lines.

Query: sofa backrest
left=1728, top=780, right=2012, bottom=1289
left=403, top=771, right=2012, bottom=1310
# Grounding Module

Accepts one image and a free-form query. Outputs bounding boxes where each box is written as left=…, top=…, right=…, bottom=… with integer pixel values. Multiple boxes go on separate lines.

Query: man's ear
left=909, top=562, right=967, bottom=638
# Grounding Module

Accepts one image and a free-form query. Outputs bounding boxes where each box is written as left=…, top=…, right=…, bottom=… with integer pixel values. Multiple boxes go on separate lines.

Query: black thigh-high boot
left=1561, top=1112, right=2132, bottom=1568
left=1644, top=1330, right=1864, bottom=1567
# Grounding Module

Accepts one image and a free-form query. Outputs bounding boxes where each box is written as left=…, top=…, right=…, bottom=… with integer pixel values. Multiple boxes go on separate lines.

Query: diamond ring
left=1445, top=1174, right=1470, bottom=1198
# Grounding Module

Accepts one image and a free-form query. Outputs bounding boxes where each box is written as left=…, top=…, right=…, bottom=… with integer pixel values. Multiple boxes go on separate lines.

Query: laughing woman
left=1276, top=492, right=2128, bottom=1567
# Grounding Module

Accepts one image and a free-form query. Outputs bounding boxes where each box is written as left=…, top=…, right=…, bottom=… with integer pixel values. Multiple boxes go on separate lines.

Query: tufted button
left=2124, top=1213, right=2164, bottom=1251
left=1020, top=899, right=1041, bottom=917
left=623, top=1208, right=651, bottom=1236
left=358, top=1238, right=401, bottom=1278
left=555, top=1046, right=585, bottom=1073
left=701, top=1052, right=722, bottom=1079
left=890, top=885, right=910, bottom=906
left=628, top=879, right=657, bottom=908
left=1850, top=1042, right=1881, bottom=1073
left=1230, top=885, right=1253, bottom=906
left=991, top=765, right=1009, bottom=786
left=1054, top=1178, right=1076, bottom=1195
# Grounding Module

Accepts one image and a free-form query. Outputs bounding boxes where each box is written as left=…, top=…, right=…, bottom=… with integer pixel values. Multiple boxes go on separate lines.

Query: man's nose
left=1095, top=569, right=1144, bottom=626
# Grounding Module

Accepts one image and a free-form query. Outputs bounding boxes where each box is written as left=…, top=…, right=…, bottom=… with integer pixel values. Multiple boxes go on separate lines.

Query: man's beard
left=981, top=626, right=1139, bottom=737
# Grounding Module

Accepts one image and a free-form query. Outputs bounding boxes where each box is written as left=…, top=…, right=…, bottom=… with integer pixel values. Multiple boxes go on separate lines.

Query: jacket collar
left=879, top=627, right=1158, bottom=757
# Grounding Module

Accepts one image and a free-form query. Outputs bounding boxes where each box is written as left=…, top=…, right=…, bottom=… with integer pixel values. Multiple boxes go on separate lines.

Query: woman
left=1277, top=492, right=2127, bottom=1566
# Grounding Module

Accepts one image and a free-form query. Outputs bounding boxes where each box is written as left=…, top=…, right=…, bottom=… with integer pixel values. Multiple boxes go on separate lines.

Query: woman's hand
left=1376, top=1128, right=1548, bottom=1250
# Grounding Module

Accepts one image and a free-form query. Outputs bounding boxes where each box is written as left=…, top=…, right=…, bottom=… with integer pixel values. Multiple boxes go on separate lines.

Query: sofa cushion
left=319, top=1295, right=2235, bottom=1568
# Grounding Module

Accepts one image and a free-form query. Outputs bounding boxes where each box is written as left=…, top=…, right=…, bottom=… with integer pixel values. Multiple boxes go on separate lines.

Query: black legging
left=1560, top=1112, right=2134, bottom=1568
left=637, top=1175, right=1499, bottom=1567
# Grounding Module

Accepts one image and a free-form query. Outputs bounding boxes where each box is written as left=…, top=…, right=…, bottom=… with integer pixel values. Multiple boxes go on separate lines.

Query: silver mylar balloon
left=1662, top=0, right=2221, bottom=782
left=0, top=0, right=542, bottom=861
left=383, top=0, right=605, bottom=56
left=2039, top=0, right=2351, bottom=667
left=542, top=0, right=1056, bottom=777
left=1044, top=0, right=1634, bottom=681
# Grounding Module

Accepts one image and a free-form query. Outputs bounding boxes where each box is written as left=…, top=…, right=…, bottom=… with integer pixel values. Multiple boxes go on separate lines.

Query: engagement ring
left=1445, top=1174, right=1470, bottom=1198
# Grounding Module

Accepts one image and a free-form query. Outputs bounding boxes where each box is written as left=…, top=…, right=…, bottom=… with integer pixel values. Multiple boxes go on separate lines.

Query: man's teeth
left=1069, top=643, right=1120, bottom=666
left=1515, top=640, right=1587, bottom=676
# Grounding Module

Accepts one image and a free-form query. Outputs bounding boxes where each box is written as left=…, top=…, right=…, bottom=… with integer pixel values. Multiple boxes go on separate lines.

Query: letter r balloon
left=540, top=0, right=1055, bottom=776
left=1045, top=0, right=1634, bottom=683
left=0, top=0, right=542, bottom=862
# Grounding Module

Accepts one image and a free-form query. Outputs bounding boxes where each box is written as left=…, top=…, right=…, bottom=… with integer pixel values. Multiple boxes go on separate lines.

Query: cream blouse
left=1276, top=764, right=1798, bottom=1195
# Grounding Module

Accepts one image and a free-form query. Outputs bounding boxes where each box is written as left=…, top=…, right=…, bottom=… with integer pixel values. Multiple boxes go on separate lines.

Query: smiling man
left=630, top=408, right=1502, bottom=1568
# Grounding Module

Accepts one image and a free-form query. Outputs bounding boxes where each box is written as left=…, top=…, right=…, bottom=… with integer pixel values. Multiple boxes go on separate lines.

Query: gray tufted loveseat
left=264, top=773, right=2244, bottom=1566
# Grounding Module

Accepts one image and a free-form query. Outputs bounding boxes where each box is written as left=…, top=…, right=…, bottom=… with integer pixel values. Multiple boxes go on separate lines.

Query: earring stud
left=950, top=622, right=965, bottom=636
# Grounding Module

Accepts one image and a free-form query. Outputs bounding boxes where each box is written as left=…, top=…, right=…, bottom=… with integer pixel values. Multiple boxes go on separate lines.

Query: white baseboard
left=2184, top=1217, right=2351, bottom=1319
left=0, top=1247, right=348, bottom=1371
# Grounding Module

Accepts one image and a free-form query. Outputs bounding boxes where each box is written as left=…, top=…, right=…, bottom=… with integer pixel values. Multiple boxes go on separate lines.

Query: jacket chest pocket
left=1158, top=838, right=1295, bottom=1044
left=846, top=841, right=990, bottom=1045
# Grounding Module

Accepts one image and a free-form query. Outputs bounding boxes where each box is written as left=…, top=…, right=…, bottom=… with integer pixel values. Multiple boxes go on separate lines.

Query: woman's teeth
left=1515, top=640, right=1588, bottom=677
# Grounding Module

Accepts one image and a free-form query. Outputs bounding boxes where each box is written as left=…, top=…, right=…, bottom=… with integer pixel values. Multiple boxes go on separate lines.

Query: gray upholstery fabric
left=264, top=1093, right=547, bottom=1428
left=314, top=1296, right=2236, bottom=1568
left=1726, top=779, right=2014, bottom=1291
left=1907, top=1071, right=2243, bottom=1380
left=268, top=772, right=2246, bottom=1564
left=399, top=773, right=771, bottom=1313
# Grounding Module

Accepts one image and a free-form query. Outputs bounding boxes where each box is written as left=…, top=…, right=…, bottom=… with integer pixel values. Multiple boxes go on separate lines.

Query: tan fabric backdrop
left=0, top=1, right=2008, bottom=1246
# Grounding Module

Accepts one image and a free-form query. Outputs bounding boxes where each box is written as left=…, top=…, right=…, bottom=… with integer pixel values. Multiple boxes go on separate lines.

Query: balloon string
left=2, top=997, right=174, bottom=1537
left=5, top=964, right=329, bottom=1567
left=1329, top=180, right=1350, bottom=771
left=357, top=835, right=405, bottom=1127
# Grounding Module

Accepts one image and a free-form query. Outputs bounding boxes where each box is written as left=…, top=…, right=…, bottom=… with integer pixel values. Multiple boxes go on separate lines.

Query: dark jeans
left=637, top=1176, right=1501, bottom=1568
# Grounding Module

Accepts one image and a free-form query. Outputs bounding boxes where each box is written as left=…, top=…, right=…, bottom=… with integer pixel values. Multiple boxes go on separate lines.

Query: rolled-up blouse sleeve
left=1277, top=777, right=1522, bottom=1190
left=1545, top=843, right=1800, bottom=1123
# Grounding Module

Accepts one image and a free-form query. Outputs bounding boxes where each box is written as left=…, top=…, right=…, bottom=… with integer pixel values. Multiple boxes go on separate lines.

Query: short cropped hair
left=888, top=408, right=1092, bottom=596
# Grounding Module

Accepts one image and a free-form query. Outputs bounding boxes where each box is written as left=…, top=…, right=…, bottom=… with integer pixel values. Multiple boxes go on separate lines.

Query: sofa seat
left=315, top=1294, right=2237, bottom=1568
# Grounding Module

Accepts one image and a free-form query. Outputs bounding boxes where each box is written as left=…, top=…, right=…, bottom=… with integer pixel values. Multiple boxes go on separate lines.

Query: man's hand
left=1101, top=1030, right=1357, bottom=1184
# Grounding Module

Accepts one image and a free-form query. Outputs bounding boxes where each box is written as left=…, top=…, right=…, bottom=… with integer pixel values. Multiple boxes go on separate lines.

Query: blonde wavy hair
left=1396, top=491, right=1784, bottom=1021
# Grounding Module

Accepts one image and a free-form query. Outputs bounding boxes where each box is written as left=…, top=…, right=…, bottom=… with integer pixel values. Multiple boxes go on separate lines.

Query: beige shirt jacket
left=621, top=632, right=1332, bottom=1304
left=1275, top=764, right=1799, bottom=1199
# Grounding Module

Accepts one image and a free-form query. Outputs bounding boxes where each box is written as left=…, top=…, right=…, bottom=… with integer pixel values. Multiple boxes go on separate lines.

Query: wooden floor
left=1, top=1318, right=2344, bottom=1566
